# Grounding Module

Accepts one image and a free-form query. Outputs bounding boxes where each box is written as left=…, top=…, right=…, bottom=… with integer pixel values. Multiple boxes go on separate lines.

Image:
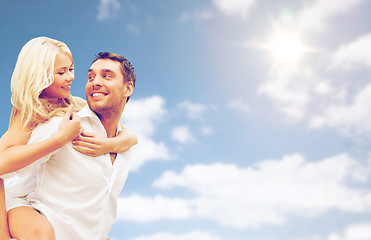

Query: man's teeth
left=92, top=93, right=105, bottom=97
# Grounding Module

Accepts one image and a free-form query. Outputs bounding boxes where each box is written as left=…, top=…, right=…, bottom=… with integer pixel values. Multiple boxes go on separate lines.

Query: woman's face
left=41, top=52, right=74, bottom=99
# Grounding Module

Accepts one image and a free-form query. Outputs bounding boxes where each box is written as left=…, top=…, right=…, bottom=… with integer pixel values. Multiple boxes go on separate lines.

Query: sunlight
left=271, top=34, right=305, bottom=63
left=250, top=23, right=313, bottom=67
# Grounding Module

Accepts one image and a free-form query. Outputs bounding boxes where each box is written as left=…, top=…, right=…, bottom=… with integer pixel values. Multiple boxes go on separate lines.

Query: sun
left=271, top=34, right=306, bottom=63
left=251, top=24, right=312, bottom=67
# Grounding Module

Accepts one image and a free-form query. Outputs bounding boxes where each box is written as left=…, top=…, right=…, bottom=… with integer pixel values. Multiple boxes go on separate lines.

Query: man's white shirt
left=5, top=105, right=131, bottom=240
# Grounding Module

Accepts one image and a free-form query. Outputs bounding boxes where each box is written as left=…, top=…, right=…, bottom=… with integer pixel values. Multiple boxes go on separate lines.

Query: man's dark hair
left=94, top=52, right=136, bottom=102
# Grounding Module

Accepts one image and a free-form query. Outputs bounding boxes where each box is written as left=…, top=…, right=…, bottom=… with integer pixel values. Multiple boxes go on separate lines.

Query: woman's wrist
left=53, top=133, right=70, bottom=149
left=104, top=137, right=116, bottom=154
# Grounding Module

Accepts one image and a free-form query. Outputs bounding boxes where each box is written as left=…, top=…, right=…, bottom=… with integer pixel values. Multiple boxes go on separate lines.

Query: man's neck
left=99, top=114, right=120, bottom=165
left=94, top=104, right=124, bottom=138
left=99, top=115, right=120, bottom=138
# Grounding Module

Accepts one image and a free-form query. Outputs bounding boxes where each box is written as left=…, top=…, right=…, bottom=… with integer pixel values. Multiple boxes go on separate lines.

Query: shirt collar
left=77, top=105, right=122, bottom=134
left=77, top=105, right=99, bottom=119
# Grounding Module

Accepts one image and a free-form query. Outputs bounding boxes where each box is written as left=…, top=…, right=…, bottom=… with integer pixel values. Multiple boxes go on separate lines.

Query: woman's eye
left=58, top=72, right=65, bottom=75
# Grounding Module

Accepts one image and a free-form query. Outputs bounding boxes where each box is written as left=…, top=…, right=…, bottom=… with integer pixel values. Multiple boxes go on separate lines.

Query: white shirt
left=7, top=106, right=131, bottom=240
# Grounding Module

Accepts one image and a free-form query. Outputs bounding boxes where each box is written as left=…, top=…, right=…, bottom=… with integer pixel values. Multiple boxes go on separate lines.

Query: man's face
left=86, top=59, right=129, bottom=116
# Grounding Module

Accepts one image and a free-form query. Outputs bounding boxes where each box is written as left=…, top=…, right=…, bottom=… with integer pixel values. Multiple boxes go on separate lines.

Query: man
left=8, top=52, right=135, bottom=239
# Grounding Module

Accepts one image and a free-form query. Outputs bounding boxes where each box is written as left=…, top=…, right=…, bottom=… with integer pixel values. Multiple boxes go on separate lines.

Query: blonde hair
left=10, top=36, right=80, bottom=129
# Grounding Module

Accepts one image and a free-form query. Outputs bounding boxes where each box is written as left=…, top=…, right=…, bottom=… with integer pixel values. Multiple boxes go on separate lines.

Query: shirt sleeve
left=1, top=117, right=62, bottom=179
left=28, top=117, right=62, bottom=165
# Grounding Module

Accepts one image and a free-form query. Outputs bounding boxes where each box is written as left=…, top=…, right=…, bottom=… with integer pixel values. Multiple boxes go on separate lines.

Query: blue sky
left=1, top=0, right=371, bottom=239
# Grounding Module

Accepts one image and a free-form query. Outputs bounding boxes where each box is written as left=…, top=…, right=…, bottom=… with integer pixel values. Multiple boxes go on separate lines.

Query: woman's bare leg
left=0, top=179, right=11, bottom=240
left=8, top=206, right=55, bottom=240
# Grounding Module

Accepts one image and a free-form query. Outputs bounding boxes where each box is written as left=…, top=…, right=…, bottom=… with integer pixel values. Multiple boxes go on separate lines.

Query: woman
left=0, top=37, right=137, bottom=239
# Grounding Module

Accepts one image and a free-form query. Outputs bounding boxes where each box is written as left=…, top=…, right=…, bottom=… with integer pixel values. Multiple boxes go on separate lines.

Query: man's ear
left=123, top=81, right=134, bottom=98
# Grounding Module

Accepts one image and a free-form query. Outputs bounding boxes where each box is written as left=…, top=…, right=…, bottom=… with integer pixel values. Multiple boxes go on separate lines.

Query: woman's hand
left=71, top=132, right=109, bottom=157
left=56, top=105, right=83, bottom=144
left=72, top=125, right=138, bottom=157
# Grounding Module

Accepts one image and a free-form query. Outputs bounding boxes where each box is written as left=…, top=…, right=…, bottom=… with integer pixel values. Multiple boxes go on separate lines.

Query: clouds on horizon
left=292, top=222, right=371, bottom=240
left=125, top=230, right=222, bottom=240
left=117, top=152, right=371, bottom=229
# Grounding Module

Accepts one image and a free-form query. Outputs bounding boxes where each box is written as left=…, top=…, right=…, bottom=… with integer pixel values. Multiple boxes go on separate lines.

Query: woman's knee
left=8, top=206, right=55, bottom=240
left=24, top=223, right=55, bottom=240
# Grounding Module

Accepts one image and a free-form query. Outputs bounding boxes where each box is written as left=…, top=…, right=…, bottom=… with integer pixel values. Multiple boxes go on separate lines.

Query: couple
left=0, top=37, right=137, bottom=239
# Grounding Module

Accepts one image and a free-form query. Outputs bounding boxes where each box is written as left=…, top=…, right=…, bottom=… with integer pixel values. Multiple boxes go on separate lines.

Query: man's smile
left=90, top=91, right=108, bottom=98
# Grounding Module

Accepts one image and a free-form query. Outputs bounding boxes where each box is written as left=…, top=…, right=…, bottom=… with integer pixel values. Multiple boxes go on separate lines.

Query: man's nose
left=91, top=75, right=103, bottom=86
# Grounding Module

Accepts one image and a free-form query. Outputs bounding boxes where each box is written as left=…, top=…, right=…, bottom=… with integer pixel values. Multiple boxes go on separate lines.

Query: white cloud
left=309, top=82, right=371, bottom=137
left=213, top=0, right=257, bottom=18
left=327, top=33, right=371, bottom=72
left=291, top=235, right=326, bottom=240
left=153, top=153, right=371, bottom=228
left=129, top=136, right=171, bottom=171
left=296, top=0, right=363, bottom=32
left=118, top=153, right=371, bottom=228
left=228, top=99, right=250, bottom=113
left=123, top=96, right=167, bottom=137
left=171, top=125, right=195, bottom=144
left=122, top=96, right=171, bottom=170
left=200, top=126, right=214, bottom=136
left=292, top=222, right=371, bottom=240
left=178, top=101, right=208, bottom=120
left=97, top=0, right=121, bottom=21
left=344, top=223, right=371, bottom=240
left=117, top=194, right=192, bottom=222
left=258, top=32, right=371, bottom=138
left=126, top=231, right=222, bottom=240
left=258, top=66, right=312, bottom=121
left=256, top=1, right=368, bottom=131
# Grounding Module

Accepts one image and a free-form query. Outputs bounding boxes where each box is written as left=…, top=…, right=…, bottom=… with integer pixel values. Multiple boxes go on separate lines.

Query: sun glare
left=251, top=23, right=313, bottom=67
left=272, top=35, right=305, bottom=63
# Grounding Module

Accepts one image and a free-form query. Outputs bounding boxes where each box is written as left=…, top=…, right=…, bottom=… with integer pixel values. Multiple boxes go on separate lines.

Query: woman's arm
left=0, top=105, right=82, bottom=176
left=70, top=96, right=138, bottom=156
left=71, top=125, right=138, bottom=157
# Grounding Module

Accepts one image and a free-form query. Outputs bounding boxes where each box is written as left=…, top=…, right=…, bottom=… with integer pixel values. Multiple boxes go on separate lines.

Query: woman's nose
left=67, top=72, right=75, bottom=81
